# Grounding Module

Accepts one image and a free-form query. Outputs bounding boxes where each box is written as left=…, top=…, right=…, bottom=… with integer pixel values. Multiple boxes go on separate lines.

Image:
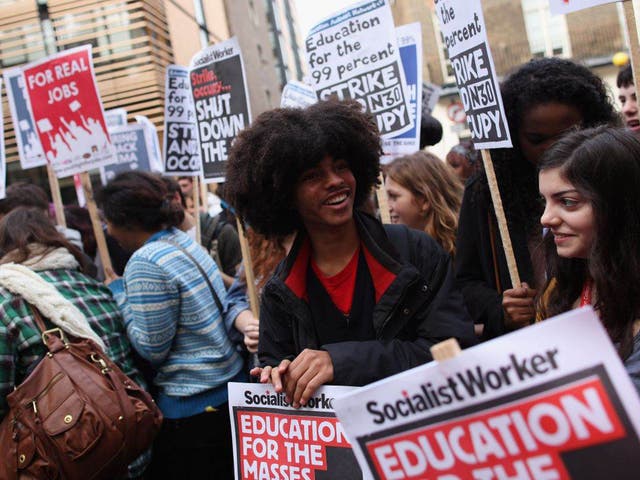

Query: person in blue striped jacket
left=100, top=171, right=245, bottom=480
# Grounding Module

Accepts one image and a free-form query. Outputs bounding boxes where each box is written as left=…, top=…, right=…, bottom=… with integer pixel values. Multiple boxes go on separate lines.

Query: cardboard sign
left=435, top=0, right=512, bottom=149
left=135, top=115, right=163, bottom=173
left=3, top=68, right=47, bottom=170
left=280, top=80, right=318, bottom=108
left=381, top=23, right=423, bottom=164
left=100, top=124, right=150, bottom=184
left=22, top=45, right=114, bottom=177
left=189, top=37, right=252, bottom=183
left=305, top=0, right=413, bottom=138
left=334, top=307, right=640, bottom=479
left=229, top=383, right=362, bottom=480
left=104, top=108, right=127, bottom=128
left=163, top=65, right=201, bottom=176
left=549, top=0, right=617, bottom=15
left=422, top=82, right=442, bottom=116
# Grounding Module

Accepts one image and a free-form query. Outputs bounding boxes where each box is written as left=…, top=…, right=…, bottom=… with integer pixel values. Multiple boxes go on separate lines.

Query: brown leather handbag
left=0, top=307, right=163, bottom=479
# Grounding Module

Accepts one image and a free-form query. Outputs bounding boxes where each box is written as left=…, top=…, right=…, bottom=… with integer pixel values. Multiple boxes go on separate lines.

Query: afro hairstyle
left=225, top=99, right=381, bottom=237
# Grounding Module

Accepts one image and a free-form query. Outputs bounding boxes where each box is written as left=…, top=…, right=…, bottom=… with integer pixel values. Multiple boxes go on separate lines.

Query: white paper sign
left=190, top=37, right=252, bottom=183
left=423, top=82, right=442, bottom=116
left=381, top=22, right=423, bottom=164
left=435, top=0, right=512, bottom=149
left=3, top=68, right=47, bottom=170
left=104, top=108, right=127, bottom=128
left=334, top=307, right=640, bottom=479
left=549, top=0, right=618, bottom=15
left=228, top=383, right=362, bottom=480
left=305, top=0, right=413, bottom=138
left=100, top=124, right=151, bottom=185
left=280, top=80, right=318, bottom=108
left=163, top=65, right=201, bottom=176
left=134, top=115, right=163, bottom=173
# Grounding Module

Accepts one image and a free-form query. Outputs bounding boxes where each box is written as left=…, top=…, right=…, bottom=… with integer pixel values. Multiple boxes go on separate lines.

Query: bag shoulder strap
left=158, top=239, right=224, bottom=313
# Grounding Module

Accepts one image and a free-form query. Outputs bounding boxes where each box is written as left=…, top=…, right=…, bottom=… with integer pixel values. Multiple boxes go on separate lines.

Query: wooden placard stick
left=430, top=338, right=462, bottom=362
left=46, top=164, right=66, bottom=227
left=376, top=171, right=391, bottom=224
left=79, top=172, right=113, bottom=273
left=236, top=217, right=260, bottom=318
left=200, top=176, right=208, bottom=213
left=481, top=149, right=521, bottom=287
left=192, top=176, right=201, bottom=245
left=624, top=0, right=640, bottom=83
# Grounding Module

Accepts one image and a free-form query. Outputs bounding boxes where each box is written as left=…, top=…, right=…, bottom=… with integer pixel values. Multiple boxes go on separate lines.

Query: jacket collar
left=281, top=211, right=403, bottom=300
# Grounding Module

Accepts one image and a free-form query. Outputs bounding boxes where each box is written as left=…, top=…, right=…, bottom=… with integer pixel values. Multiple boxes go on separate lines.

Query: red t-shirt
left=310, top=247, right=360, bottom=315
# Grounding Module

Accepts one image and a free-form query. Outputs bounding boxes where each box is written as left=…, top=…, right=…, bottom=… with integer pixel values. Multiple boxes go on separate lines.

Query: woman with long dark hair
left=455, top=57, right=619, bottom=339
left=99, top=171, right=244, bottom=479
left=537, top=126, right=640, bottom=393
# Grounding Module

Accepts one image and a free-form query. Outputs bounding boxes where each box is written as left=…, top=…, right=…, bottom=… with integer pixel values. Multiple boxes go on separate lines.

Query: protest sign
left=381, top=23, right=423, bottom=164
left=304, top=0, right=413, bottom=138
left=135, top=115, right=163, bottom=172
left=334, top=307, right=640, bottom=480
left=4, top=68, right=47, bottom=170
left=100, top=124, right=151, bottom=184
left=549, top=0, right=617, bottom=15
left=280, top=80, right=318, bottom=108
left=189, top=37, right=251, bottom=183
left=163, top=65, right=201, bottom=176
left=104, top=108, right=127, bottom=129
left=422, top=82, right=442, bottom=116
left=229, top=383, right=361, bottom=480
left=435, top=0, right=511, bottom=149
left=22, top=45, right=114, bottom=178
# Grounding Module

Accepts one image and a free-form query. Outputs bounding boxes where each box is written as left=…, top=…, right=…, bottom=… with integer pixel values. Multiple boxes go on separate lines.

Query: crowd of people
left=1, top=56, right=640, bottom=478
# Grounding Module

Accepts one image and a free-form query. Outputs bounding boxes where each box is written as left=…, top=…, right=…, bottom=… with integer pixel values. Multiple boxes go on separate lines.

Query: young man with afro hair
left=225, top=99, right=475, bottom=407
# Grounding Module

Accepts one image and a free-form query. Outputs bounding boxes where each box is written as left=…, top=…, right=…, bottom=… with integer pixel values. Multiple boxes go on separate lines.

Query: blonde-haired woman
left=385, top=151, right=463, bottom=256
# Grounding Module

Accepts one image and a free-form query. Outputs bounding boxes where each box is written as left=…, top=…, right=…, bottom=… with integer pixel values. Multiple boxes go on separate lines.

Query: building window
left=521, top=0, right=570, bottom=58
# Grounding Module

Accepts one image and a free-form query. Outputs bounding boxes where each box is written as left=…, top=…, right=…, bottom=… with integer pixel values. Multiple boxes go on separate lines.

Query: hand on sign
left=103, top=267, right=121, bottom=286
left=250, top=359, right=291, bottom=393
left=234, top=310, right=260, bottom=353
left=284, top=349, right=334, bottom=409
left=502, top=282, right=537, bottom=329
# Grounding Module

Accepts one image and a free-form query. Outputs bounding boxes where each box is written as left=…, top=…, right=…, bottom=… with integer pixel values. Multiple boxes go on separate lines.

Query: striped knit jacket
left=109, top=228, right=243, bottom=402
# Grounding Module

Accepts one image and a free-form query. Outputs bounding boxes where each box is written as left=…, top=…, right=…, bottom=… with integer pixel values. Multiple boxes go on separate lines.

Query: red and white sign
left=22, top=45, right=114, bottom=177
left=549, top=0, right=618, bottom=15
left=447, top=101, right=466, bottom=123
left=334, top=307, right=640, bottom=479
left=228, top=383, right=361, bottom=480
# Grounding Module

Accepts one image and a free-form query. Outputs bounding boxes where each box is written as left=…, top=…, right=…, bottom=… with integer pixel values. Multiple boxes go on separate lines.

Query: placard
left=381, top=22, right=423, bottom=164
left=305, top=0, right=413, bottom=138
left=3, top=68, right=46, bottom=170
left=189, top=37, right=251, bottom=183
left=334, top=307, right=640, bottom=479
left=135, top=115, right=163, bottom=173
left=22, top=45, right=115, bottom=177
left=280, top=80, right=318, bottom=108
left=163, top=65, right=201, bottom=176
left=434, top=0, right=512, bottom=149
left=100, top=124, right=150, bottom=184
left=104, top=108, right=127, bottom=128
left=229, top=383, right=362, bottom=480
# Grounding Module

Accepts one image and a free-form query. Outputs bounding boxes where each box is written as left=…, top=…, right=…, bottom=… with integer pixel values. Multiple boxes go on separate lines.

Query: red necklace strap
left=580, top=278, right=593, bottom=307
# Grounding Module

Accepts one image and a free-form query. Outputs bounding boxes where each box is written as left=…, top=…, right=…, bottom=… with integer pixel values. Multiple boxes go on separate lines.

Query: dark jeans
left=146, top=405, right=234, bottom=479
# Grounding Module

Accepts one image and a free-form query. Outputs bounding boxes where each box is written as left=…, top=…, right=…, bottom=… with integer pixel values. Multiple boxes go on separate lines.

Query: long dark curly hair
left=537, top=126, right=640, bottom=360
left=475, top=57, right=619, bottom=235
left=225, top=99, right=382, bottom=237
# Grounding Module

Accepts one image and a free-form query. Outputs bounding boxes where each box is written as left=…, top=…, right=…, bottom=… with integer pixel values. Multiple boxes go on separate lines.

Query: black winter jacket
left=258, top=212, right=476, bottom=387
left=454, top=177, right=536, bottom=339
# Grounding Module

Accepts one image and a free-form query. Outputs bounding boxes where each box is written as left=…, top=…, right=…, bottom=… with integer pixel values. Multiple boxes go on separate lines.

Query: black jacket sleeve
left=217, top=224, right=242, bottom=277
left=258, top=286, right=298, bottom=368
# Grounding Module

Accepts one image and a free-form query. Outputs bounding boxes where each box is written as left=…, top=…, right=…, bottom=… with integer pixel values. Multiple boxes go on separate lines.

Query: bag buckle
left=90, top=353, right=111, bottom=374
left=41, top=328, right=67, bottom=347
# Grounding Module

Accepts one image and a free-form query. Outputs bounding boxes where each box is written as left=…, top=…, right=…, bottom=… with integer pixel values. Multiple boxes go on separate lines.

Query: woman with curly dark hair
left=537, top=126, right=640, bottom=394
left=225, top=99, right=474, bottom=408
left=455, top=57, right=619, bottom=340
